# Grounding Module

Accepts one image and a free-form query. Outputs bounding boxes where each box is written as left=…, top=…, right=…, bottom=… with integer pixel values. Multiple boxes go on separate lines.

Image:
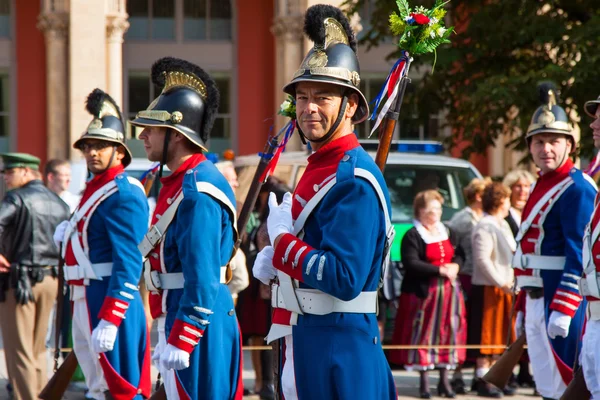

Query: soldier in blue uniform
left=54, top=89, right=151, bottom=399
left=252, top=5, right=397, bottom=400
left=131, top=57, right=243, bottom=400
left=512, top=83, right=596, bottom=400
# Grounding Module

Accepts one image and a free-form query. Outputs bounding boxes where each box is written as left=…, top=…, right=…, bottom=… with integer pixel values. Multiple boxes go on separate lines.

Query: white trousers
left=281, top=334, right=298, bottom=400
left=72, top=287, right=108, bottom=400
left=156, top=316, right=180, bottom=400
left=582, top=319, right=600, bottom=399
left=525, top=296, right=568, bottom=399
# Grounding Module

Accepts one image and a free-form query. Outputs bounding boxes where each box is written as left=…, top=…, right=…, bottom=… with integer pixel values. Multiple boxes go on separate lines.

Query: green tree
left=344, top=0, right=600, bottom=160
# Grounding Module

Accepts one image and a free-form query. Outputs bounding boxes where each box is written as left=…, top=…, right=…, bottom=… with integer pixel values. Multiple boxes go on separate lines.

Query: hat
left=526, top=82, right=575, bottom=143
left=585, top=95, right=600, bottom=118
left=130, top=57, right=220, bottom=151
left=283, top=5, right=369, bottom=124
left=74, top=88, right=132, bottom=167
left=0, top=153, right=41, bottom=171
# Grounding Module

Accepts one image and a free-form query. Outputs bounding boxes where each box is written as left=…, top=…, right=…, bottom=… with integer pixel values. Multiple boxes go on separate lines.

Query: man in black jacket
left=0, top=152, right=69, bottom=400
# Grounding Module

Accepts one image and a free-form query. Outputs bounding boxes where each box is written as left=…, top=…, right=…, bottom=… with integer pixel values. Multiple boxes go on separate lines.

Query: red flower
left=411, top=13, right=430, bottom=25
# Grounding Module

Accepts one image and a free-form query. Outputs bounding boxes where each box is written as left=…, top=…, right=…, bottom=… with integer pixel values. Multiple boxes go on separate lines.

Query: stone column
left=37, top=1, right=69, bottom=160
left=272, top=0, right=306, bottom=151
left=105, top=0, right=129, bottom=107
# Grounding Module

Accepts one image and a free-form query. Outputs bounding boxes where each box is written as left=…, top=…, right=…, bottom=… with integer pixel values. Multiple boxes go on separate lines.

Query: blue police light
left=359, top=139, right=444, bottom=154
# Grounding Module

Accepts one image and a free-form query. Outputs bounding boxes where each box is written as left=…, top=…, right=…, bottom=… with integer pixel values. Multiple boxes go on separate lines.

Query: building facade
left=0, top=0, right=524, bottom=176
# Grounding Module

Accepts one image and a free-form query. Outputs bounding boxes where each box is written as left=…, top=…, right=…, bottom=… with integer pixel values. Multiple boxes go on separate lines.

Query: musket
left=483, top=333, right=527, bottom=388
left=150, top=133, right=282, bottom=400
left=560, top=366, right=591, bottom=400
left=41, top=170, right=159, bottom=400
left=39, top=246, right=78, bottom=400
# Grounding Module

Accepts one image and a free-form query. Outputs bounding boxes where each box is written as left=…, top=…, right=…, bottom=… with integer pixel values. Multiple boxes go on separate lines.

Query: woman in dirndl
left=390, top=190, right=466, bottom=399
left=468, top=182, right=516, bottom=397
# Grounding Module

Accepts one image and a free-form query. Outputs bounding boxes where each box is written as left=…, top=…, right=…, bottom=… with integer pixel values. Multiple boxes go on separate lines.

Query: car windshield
left=382, top=164, right=478, bottom=223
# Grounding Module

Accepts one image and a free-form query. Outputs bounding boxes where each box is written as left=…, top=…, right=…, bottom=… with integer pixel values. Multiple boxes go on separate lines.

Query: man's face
left=3, top=167, right=28, bottom=189
left=295, top=82, right=346, bottom=142
left=49, top=164, right=71, bottom=193
left=591, top=106, right=600, bottom=149
left=80, top=139, right=122, bottom=174
left=529, top=132, right=572, bottom=174
left=139, top=126, right=167, bottom=162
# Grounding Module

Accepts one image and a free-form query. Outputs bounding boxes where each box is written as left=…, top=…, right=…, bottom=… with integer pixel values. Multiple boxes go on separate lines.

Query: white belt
left=588, top=301, right=600, bottom=320
left=516, top=254, right=566, bottom=270
left=271, top=286, right=377, bottom=315
left=64, top=263, right=113, bottom=281
left=516, top=275, right=543, bottom=288
left=147, top=266, right=227, bottom=291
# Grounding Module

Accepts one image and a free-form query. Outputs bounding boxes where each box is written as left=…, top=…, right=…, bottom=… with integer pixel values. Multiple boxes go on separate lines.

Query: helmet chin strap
left=297, top=95, right=349, bottom=146
left=159, top=129, right=172, bottom=179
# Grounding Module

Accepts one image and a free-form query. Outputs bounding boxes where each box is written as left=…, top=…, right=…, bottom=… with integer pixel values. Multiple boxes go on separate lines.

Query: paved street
left=0, top=348, right=540, bottom=399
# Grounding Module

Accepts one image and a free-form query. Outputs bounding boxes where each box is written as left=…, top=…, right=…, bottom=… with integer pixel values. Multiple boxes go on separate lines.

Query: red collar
left=160, top=154, right=207, bottom=191
left=307, top=134, right=360, bottom=166
left=153, top=154, right=206, bottom=224
left=80, top=164, right=124, bottom=205
left=536, top=158, right=574, bottom=183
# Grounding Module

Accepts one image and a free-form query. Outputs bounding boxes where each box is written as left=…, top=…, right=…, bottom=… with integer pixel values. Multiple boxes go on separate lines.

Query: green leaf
left=396, top=0, right=411, bottom=19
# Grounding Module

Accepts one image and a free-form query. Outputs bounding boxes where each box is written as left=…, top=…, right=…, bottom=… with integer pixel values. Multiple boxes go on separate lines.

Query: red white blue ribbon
left=369, top=51, right=410, bottom=137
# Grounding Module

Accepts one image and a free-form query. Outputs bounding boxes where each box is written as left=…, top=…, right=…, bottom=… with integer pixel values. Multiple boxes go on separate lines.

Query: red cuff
left=273, top=233, right=313, bottom=282
left=167, top=319, right=204, bottom=354
left=550, top=292, right=582, bottom=318
left=97, top=296, right=129, bottom=327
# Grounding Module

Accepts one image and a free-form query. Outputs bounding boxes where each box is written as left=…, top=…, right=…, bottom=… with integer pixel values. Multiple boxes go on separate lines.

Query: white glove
left=160, top=343, right=190, bottom=371
left=53, top=220, right=69, bottom=248
left=91, top=320, right=119, bottom=353
left=152, top=340, right=164, bottom=369
left=267, top=192, right=293, bottom=245
left=547, top=311, right=572, bottom=339
left=515, top=311, right=525, bottom=336
left=253, top=246, right=276, bottom=285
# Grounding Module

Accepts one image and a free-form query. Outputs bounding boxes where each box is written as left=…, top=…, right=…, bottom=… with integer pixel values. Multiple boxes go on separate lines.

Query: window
left=0, top=73, right=9, bottom=138
left=126, top=0, right=232, bottom=41
left=184, top=0, right=232, bottom=40
left=0, top=0, right=9, bottom=38
left=357, top=0, right=393, bottom=44
left=126, top=0, right=175, bottom=40
left=211, top=74, right=231, bottom=139
left=127, top=71, right=161, bottom=137
left=354, top=75, right=440, bottom=140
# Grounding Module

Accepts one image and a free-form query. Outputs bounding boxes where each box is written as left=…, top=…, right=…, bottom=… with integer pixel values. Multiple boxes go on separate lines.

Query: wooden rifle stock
left=483, top=333, right=527, bottom=388
left=150, top=136, right=280, bottom=400
left=560, top=366, right=591, bottom=400
left=39, top=352, right=78, bottom=400
left=40, top=245, right=79, bottom=399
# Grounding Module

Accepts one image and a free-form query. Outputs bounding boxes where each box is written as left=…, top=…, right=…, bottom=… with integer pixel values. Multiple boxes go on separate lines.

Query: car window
left=383, top=164, right=478, bottom=223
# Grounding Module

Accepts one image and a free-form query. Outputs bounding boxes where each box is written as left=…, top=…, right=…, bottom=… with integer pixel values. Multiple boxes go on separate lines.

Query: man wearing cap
left=578, top=93, right=600, bottom=398
left=512, top=83, right=596, bottom=400
left=251, top=5, right=396, bottom=399
left=54, top=89, right=151, bottom=399
left=131, top=57, right=242, bottom=399
left=0, top=152, right=69, bottom=400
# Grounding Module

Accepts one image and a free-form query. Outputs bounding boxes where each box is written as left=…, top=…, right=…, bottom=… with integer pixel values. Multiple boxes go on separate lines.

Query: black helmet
left=585, top=95, right=600, bottom=118
left=526, top=82, right=575, bottom=142
left=74, top=88, right=132, bottom=167
left=130, top=57, right=219, bottom=151
left=283, top=5, right=368, bottom=124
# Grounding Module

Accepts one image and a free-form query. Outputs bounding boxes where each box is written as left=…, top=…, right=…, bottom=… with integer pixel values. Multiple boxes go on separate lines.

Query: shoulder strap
left=138, top=191, right=184, bottom=258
